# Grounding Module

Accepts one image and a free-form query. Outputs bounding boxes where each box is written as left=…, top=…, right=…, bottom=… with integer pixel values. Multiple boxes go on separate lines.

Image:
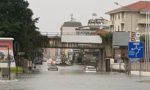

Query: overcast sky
left=27, top=0, right=144, bottom=33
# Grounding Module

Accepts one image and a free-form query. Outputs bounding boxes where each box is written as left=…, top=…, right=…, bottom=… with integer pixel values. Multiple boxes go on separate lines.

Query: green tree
left=140, top=35, right=145, bottom=42
left=0, top=0, right=48, bottom=62
left=101, top=32, right=112, bottom=46
left=99, top=31, right=112, bottom=57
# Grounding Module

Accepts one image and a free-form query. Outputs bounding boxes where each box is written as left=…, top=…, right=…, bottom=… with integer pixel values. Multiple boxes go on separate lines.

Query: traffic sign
left=136, top=32, right=140, bottom=38
left=128, top=42, right=144, bottom=58
left=130, top=32, right=135, bottom=38
left=130, top=32, right=140, bottom=42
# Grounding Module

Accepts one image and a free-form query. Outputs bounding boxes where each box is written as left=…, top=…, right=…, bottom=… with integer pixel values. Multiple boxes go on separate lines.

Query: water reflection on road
left=1, top=63, right=150, bottom=90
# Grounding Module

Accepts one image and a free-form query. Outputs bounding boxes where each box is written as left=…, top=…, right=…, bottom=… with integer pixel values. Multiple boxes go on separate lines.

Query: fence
left=131, top=62, right=150, bottom=71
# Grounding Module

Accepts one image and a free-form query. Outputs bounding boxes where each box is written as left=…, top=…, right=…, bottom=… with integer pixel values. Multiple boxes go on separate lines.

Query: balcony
left=138, top=18, right=150, bottom=24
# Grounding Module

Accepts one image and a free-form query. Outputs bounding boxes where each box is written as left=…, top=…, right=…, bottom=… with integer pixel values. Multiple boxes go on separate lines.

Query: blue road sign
left=128, top=42, right=144, bottom=59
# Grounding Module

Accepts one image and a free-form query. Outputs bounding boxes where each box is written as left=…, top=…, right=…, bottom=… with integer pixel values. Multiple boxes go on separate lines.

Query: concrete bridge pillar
left=97, top=49, right=105, bottom=72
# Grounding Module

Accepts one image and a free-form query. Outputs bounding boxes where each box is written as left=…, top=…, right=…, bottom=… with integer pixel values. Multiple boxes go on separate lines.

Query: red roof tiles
left=106, top=1, right=150, bottom=14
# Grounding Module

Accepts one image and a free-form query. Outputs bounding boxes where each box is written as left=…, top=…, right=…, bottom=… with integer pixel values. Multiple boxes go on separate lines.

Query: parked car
left=43, top=57, right=48, bottom=62
left=47, top=58, right=56, bottom=65
left=48, top=64, right=58, bottom=71
left=65, top=59, right=72, bottom=65
left=84, top=65, right=96, bottom=72
left=34, top=57, right=43, bottom=65
left=55, top=57, right=61, bottom=64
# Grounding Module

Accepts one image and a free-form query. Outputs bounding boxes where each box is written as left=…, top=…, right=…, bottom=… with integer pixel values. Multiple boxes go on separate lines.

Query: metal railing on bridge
left=41, top=31, right=98, bottom=36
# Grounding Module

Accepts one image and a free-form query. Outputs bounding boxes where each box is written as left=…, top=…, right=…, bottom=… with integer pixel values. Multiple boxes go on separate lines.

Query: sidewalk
left=0, top=73, right=16, bottom=80
left=131, top=71, right=150, bottom=76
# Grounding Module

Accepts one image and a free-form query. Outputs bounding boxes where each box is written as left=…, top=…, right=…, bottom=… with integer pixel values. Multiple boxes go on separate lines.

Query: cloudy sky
left=27, top=0, right=143, bottom=33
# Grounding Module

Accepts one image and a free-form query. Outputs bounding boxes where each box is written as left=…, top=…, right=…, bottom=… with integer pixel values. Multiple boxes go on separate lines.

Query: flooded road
left=1, top=63, right=150, bottom=90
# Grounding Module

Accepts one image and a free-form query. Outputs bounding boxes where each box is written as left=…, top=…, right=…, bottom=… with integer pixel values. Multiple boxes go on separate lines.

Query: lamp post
left=8, top=47, right=11, bottom=80
left=145, top=11, right=150, bottom=70
left=14, top=41, right=20, bottom=76
left=114, top=2, right=133, bottom=74
left=114, top=2, right=133, bottom=32
left=114, top=2, right=123, bottom=7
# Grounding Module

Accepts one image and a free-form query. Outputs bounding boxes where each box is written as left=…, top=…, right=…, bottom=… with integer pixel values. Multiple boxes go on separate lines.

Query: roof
left=106, top=1, right=150, bottom=14
left=62, top=21, right=82, bottom=27
left=0, top=38, right=14, bottom=40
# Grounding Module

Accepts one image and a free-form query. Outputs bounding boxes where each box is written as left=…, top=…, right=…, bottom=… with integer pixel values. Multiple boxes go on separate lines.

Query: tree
left=0, top=0, right=49, bottom=62
left=140, top=35, right=145, bottom=42
left=98, top=30, right=112, bottom=58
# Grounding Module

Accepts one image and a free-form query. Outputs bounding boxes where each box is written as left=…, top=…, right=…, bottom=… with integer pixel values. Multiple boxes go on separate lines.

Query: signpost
left=128, top=42, right=144, bottom=59
left=130, top=32, right=140, bottom=42
left=128, top=42, right=144, bottom=76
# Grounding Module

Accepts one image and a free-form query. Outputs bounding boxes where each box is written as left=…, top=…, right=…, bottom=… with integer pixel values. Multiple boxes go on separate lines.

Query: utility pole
left=8, top=47, right=11, bottom=80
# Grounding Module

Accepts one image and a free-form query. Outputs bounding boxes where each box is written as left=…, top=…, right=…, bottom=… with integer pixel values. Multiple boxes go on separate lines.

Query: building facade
left=106, top=1, right=150, bottom=34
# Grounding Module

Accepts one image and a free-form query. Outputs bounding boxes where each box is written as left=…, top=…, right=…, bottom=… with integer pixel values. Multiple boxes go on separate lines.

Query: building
left=61, top=21, right=82, bottom=35
left=76, top=17, right=110, bottom=34
left=60, top=16, right=103, bottom=64
left=106, top=1, right=150, bottom=34
left=106, top=1, right=150, bottom=74
left=61, top=18, right=102, bottom=44
left=60, top=18, right=83, bottom=63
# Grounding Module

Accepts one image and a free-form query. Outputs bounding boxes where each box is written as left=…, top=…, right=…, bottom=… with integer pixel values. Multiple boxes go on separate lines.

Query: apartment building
left=106, top=1, right=150, bottom=34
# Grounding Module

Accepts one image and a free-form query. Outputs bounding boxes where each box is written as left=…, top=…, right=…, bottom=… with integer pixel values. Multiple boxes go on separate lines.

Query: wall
left=62, top=27, right=77, bottom=34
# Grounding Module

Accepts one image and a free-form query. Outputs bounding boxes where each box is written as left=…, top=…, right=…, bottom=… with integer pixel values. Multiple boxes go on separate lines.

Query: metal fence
left=131, top=62, right=150, bottom=71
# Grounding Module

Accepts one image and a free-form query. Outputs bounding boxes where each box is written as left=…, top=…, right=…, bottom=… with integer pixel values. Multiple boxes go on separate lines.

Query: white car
left=56, top=57, right=61, bottom=64
left=84, top=66, right=97, bottom=72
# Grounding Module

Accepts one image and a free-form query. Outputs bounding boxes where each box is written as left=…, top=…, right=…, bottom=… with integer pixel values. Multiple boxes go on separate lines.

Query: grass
left=0, top=67, right=24, bottom=76
left=10, top=67, right=23, bottom=73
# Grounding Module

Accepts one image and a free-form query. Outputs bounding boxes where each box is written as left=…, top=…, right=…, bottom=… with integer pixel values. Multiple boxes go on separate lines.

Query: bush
left=11, top=67, right=23, bottom=73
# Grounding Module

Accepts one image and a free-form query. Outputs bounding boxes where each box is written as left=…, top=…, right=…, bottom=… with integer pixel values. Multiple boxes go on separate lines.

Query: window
left=122, top=12, right=124, bottom=19
left=121, top=24, right=124, bottom=31
left=118, top=25, right=120, bottom=31
left=118, top=13, right=120, bottom=19
left=111, top=15, right=114, bottom=21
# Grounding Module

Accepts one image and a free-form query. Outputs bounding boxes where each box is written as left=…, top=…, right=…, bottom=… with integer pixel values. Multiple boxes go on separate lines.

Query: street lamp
left=114, top=2, right=123, bottom=7
left=14, top=41, right=20, bottom=76
left=114, top=2, right=133, bottom=32
left=113, top=2, right=132, bottom=74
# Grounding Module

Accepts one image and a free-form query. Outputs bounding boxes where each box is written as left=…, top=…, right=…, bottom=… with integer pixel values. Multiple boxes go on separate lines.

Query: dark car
left=48, top=64, right=58, bottom=71
left=34, top=57, right=43, bottom=65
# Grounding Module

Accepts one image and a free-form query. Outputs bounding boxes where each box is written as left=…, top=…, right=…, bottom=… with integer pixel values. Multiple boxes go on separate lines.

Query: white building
left=61, top=21, right=82, bottom=35
left=61, top=19, right=102, bottom=44
left=106, top=1, right=150, bottom=34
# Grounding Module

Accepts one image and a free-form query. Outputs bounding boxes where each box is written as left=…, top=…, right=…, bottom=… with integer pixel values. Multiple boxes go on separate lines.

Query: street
left=1, top=63, right=150, bottom=90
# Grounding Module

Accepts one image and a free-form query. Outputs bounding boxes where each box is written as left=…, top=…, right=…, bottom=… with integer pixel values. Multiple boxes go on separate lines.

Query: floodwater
left=1, top=63, right=150, bottom=90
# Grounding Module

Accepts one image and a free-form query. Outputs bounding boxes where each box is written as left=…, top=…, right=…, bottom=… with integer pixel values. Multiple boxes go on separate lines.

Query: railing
left=47, top=38, right=103, bottom=49
left=131, top=62, right=150, bottom=71
left=41, top=32, right=61, bottom=36
left=40, top=32, right=103, bottom=49
left=41, top=32, right=99, bottom=36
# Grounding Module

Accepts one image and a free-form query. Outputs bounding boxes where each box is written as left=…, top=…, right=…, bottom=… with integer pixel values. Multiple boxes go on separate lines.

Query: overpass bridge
left=40, top=32, right=105, bottom=71
left=41, top=32, right=103, bottom=49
